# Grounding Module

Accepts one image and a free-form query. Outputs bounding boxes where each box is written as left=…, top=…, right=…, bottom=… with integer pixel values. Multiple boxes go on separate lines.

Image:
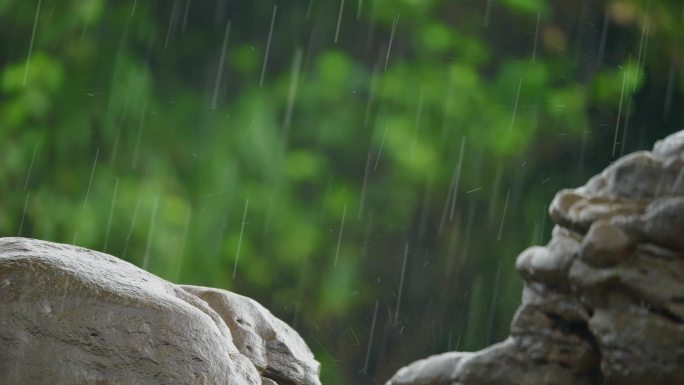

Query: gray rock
left=386, top=130, right=684, bottom=385
left=588, top=306, right=684, bottom=385
left=653, top=130, right=684, bottom=160
left=516, top=225, right=581, bottom=288
left=385, top=350, right=470, bottom=385
left=0, top=237, right=320, bottom=385
left=182, top=285, right=321, bottom=385
left=387, top=338, right=598, bottom=385
left=579, top=220, right=635, bottom=267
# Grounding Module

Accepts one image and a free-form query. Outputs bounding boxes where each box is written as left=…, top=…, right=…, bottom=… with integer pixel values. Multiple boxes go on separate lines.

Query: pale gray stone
left=0, top=237, right=321, bottom=385
left=653, top=130, right=684, bottom=160
left=182, top=285, right=321, bottom=385
left=0, top=237, right=261, bottom=385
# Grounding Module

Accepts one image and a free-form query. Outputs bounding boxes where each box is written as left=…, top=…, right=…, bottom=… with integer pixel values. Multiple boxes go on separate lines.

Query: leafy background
left=1, top=0, right=681, bottom=383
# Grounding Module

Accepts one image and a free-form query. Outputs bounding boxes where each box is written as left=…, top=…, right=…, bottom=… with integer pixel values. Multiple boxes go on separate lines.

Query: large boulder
left=386, top=130, right=684, bottom=385
left=0, top=237, right=320, bottom=385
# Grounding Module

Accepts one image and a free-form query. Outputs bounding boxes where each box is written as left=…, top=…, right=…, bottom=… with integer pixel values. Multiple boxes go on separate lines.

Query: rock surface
left=182, top=285, right=321, bottom=385
left=0, top=237, right=320, bottom=385
left=386, top=130, right=684, bottom=385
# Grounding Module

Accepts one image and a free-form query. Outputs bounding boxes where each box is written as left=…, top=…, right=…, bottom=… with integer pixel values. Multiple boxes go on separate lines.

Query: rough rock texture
left=182, top=285, right=321, bottom=385
left=0, top=237, right=320, bottom=385
left=386, top=130, right=684, bottom=385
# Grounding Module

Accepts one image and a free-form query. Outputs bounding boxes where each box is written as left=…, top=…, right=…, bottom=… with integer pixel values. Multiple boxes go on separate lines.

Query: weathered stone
left=603, top=151, right=664, bottom=199
left=510, top=302, right=598, bottom=371
left=614, top=197, right=684, bottom=251
left=0, top=237, right=321, bottom=385
left=386, top=130, right=684, bottom=385
left=385, top=350, right=470, bottom=385
left=182, top=285, right=321, bottom=385
left=570, top=249, right=684, bottom=324
left=520, top=282, right=588, bottom=321
left=549, top=190, right=647, bottom=233
left=386, top=338, right=598, bottom=385
left=516, top=226, right=581, bottom=288
left=579, top=220, right=635, bottom=267
left=589, top=305, right=684, bottom=385
left=653, top=130, right=684, bottom=159
left=0, top=237, right=261, bottom=385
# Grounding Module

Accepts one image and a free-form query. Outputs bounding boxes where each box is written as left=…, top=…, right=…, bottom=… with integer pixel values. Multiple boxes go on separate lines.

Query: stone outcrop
left=386, top=130, right=684, bottom=385
left=182, top=286, right=321, bottom=385
left=0, top=237, right=320, bottom=385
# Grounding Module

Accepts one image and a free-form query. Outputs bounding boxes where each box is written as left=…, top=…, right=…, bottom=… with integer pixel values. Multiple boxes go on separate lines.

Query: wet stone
left=385, top=130, right=684, bottom=385
left=0, top=237, right=320, bottom=385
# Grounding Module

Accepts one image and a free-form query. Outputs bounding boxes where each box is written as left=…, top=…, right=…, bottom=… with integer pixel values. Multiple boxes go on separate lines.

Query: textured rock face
left=0, top=237, right=320, bottom=385
left=182, top=286, right=321, bottom=385
left=386, top=131, right=684, bottom=385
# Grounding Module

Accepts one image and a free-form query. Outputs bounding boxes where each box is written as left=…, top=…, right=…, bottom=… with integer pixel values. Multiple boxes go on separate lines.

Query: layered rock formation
left=0, top=237, right=320, bottom=385
left=387, top=130, right=684, bottom=385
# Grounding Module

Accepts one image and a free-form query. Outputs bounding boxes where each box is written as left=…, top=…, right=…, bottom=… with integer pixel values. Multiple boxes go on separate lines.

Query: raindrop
left=142, top=197, right=159, bottom=270
left=384, top=15, right=399, bottom=71
left=233, top=198, right=249, bottom=279
left=394, top=243, right=409, bottom=324
left=596, top=11, right=609, bottom=69
left=496, top=189, right=510, bottom=241
left=634, top=18, right=649, bottom=89
left=509, top=79, right=522, bottom=131
left=164, top=0, right=180, bottom=50
left=211, top=19, right=232, bottom=109
left=333, top=204, right=347, bottom=267
left=182, top=0, right=192, bottom=32
left=18, top=194, right=31, bottom=236
left=361, top=300, right=379, bottom=374
left=260, top=5, right=278, bottom=87
left=612, top=68, right=628, bottom=157
left=305, top=0, right=313, bottom=19
left=335, top=0, right=345, bottom=44
left=24, top=141, right=39, bottom=191
left=448, top=137, right=466, bottom=222
left=620, top=87, right=633, bottom=156
left=532, top=11, right=541, bottom=61
left=103, top=178, right=119, bottom=252
left=483, top=0, right=493, bottom=27
left=438, top=137, right=465, bottom=234
left=373, top=125, right=388, bottom=171
left=280, top=48, right=304, bottom=153
left=122, top=197, right=142, bottom=259
left=23, top=0, right=41, bottom=86
left=83, top=148, right=100, bottom=208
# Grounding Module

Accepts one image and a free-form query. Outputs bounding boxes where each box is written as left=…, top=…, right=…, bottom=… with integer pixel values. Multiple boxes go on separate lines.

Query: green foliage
left=0, top=0, right=681, bottom=383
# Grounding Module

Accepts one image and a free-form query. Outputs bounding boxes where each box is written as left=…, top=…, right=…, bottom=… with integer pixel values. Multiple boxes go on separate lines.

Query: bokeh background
left=1, top=0, right=681, bottom=383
